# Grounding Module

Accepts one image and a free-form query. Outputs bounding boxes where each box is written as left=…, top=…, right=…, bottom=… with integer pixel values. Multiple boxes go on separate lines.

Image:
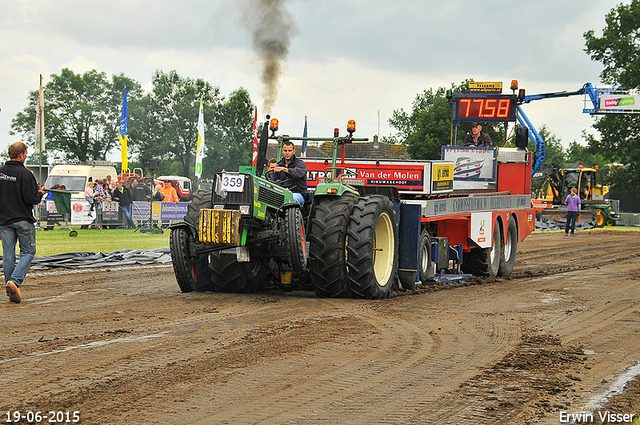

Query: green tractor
left=169, top=118, right=400, bottom=299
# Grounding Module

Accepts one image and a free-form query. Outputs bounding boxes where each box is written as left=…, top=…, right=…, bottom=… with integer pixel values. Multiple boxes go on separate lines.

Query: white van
left=45, top=163, right=118, bottom=199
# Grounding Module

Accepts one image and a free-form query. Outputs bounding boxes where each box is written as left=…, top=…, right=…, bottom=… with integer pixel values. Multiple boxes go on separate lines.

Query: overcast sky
left=0, top=0, right=620, bottom=162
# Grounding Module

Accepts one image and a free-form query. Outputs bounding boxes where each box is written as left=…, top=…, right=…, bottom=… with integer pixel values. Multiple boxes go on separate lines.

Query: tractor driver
left=463, top=122, right=493, bottom=147
left=271, top=141, right=307, bottom=205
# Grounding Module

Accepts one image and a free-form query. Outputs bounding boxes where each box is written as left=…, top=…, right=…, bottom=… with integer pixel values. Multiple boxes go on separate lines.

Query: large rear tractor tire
left=308, top=193, right=358, bottom=298
left=209, top=251, right=266, bottom=293
left=170, top=190, right=213, bottom=292
left=462, top=219, right=502, bottom=277
left=498, top=216, right=517, bottom=277
left=346, top=195, right=399, bottom=299
left=184, top=190, right=210, bottom=228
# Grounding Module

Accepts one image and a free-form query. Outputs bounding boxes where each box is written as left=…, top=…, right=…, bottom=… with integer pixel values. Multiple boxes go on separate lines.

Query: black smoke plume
left=243, top=0, right=298, bottom=114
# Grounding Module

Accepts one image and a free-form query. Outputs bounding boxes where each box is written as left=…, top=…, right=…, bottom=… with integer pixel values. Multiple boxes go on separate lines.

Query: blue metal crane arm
left=516, top=105, right=545, bottom=176
left=522, top=83, right=601, bottom=112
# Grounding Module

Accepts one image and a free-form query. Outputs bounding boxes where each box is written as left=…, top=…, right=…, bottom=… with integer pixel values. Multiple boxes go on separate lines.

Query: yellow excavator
left=532, top=164, right=620, bottom=227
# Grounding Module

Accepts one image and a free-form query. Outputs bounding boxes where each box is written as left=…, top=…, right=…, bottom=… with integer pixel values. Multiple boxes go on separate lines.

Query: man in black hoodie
left=0, top=142, right=46, bottom=303
left=271, top=141, right=308, bottom=205
left=111, top=180, right=134, bottom=229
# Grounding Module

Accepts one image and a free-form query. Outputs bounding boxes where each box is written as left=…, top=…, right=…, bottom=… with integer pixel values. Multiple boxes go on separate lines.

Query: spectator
left=0, top=142, right=46, bottom=303
left=160, top=181, right=180, bottom=203
left=152, top=184, right=164, bottom=202
left=112, top=180, right=134, bottom=229
left=102, top=182, right=112, bottom=201
left=564, top=187, right=581, bottom=237
left=131, top=178, right=151, bottom=201
left=84, top=182, right=98, bottom=217
left=95, top=182, right=104, bottom=210
left=44, top=184, right=61, bottom=200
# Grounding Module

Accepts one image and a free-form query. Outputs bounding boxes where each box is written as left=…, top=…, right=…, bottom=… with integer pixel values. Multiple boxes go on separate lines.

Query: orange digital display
left=454, top=96, right=517, bottom=121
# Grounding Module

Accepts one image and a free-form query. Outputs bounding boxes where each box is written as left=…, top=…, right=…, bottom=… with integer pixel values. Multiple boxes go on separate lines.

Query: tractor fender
left=168, top=221, right=197, bottom=236
left=278, top=202, right=302, bottom=217
left=168, top=221, right=201, bottom=262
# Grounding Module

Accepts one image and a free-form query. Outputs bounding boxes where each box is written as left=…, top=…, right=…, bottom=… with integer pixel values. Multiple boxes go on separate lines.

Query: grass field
left=0, top=227, right=171, bottom=257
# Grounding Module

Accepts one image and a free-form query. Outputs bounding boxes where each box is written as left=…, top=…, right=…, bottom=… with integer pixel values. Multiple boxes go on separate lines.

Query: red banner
left=251, top=106, right=258, bottom=166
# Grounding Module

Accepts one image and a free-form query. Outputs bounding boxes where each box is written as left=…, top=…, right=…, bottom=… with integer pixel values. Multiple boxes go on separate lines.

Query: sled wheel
left=170, top=227, right=212, bottom=292
left=462, top=218, right=502, bottom=277
left=308, top=193, right=358, bottom=298
left=498, top=216, right=518, bottom=277
left=347, top=195, right=399, bottom=299
left=419, top=229, right=434, bottom=284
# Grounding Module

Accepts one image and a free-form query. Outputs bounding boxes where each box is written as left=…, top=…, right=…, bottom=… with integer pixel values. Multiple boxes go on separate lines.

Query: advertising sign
left=160, top=203, right=189, bottom=221
left=100, top=201, right=121, bottom=224
left=45, top=200, right=64, bottom=223
left=442, top=146, right=497, bottom=190
left=600, top=94, right=640, bottom=111
left=70, top=200, right=94, bottom=225
left=470, top=212, right=493, bottom=248
left=132, top=201, right=188, bottom=221
left=304, top=159, right=453, bottom=195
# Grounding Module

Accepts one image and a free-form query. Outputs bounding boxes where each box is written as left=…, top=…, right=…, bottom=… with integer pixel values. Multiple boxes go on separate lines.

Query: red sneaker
left=6, top=281, right=21, bottom=303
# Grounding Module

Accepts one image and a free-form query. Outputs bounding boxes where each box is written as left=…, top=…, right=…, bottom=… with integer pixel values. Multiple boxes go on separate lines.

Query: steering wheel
left=272, top=170, right=297, bottom=190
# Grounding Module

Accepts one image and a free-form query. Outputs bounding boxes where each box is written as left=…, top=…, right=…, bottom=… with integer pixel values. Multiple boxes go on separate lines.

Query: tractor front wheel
left=209, top=251, right=266, bottom=293
left=170, top=227, right=213, bottom=292
left=285, top=207, right=307, bottom=275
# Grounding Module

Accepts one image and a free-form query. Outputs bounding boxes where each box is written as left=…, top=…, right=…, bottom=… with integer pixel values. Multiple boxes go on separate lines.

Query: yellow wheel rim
left=373, top=212, right=395, bottom=285
left=596, top=210, right=604, bottom=227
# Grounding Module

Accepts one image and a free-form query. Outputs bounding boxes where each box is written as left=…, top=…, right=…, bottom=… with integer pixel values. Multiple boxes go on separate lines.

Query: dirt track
left=2, top=229, right=640, bottom=425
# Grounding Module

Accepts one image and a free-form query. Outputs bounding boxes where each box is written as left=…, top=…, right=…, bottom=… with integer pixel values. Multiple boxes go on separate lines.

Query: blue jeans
left=1, top=220, right=37, bottom=287
left=121, top=204, right=134, bottom=228
left=565, top=211, right=579, bottom=234
left=86, top=196, right=95, bottom=211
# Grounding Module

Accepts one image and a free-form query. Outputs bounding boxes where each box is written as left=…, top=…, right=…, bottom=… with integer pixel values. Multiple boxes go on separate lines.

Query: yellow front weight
left=199, top=209, right=242, bottom=246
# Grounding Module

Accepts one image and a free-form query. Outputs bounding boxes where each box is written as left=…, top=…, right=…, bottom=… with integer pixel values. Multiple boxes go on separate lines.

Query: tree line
left=10, top=69, right=254, bottom=181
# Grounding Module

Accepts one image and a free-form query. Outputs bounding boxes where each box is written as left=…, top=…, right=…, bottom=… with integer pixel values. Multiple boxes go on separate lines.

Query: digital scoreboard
left=453, top=95, right=518, bottom=122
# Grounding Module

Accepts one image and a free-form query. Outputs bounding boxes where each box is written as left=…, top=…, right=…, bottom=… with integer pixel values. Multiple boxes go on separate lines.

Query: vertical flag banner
left=252, top=106, right=259, bottom=166
left=301, top=115, right=308, bottom=158
left=34, top=74, right=45, bottom=154
left=195, top=100, right=205, bottom=178
left=119, top=87, right=128, bottom=172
